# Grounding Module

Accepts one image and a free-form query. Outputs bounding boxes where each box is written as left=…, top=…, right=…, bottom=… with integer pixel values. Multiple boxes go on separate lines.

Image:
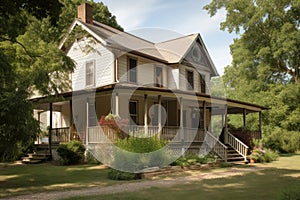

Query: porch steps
left=21, top=144, right=58, bottom=164
left=226, top=145, right=246, bottom=163
left=22, top=153, right=51, bottom=164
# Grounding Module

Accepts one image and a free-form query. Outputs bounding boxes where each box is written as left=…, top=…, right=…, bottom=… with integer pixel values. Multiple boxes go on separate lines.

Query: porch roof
left=30, top=83, right=269, bottom=114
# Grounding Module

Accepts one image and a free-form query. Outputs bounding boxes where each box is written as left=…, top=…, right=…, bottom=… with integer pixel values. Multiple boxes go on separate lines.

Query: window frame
left=154, top=65, right=163, bottom=87
left=129, top=100, right=138, bottom=125
left=186, top=69, right=194, bottom=90
left=128, top=57, right=137, bottom=83
left=85, top=60, right=95, bottom=87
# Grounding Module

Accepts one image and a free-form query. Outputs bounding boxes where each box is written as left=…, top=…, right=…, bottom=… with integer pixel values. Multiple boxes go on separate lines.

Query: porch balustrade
left=87, top=125, right=206, bottom=144
left=50, top=127, right=70, bottom=143
left=205, top=131, right=228, bottom=161
left=226, top=131, right=248, bottom=161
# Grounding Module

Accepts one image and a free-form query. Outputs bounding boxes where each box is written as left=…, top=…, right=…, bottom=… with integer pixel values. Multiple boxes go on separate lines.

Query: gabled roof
left=59, top=19, right=219, bottom=76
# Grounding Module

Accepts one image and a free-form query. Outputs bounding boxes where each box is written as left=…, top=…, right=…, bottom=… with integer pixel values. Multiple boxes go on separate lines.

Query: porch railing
left=226, top=131, right=248, bottom=161
left=205, top=131, right=228, bottom=161
left=87, top=126, right=205, bottom=143
left=51, top=127, right=70, bottom=143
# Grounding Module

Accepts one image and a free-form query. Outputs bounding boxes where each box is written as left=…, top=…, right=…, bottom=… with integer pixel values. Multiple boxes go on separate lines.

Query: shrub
left=171, top=154, right=217, bottom=167
left=263, top=128, right=300, bottom=153
left=108, top=135, right=168, bottom=179
left=107, top=168, right=141, bottom=180
left=57, top=140, right=85, bottom=165
left=85, top=150, right=101, bottom=165
left=249, top=141, right=279, bottom=163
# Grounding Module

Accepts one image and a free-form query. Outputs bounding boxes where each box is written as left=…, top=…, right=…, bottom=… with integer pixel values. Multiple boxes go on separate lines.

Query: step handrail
left=226, top=131, right=248, bottom=161
left=206, top=131, right=228, bottom=161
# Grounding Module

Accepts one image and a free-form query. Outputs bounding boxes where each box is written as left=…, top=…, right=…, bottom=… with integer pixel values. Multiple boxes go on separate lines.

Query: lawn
left=65, top=154, right=300, bottom=200
left=1, top=155, right=300, bottom=199
left=0, top=164, right=129, bottom=198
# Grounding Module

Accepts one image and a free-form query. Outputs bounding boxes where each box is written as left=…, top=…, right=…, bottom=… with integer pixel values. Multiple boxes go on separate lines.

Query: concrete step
left=22, top=157, right=43, bottom=164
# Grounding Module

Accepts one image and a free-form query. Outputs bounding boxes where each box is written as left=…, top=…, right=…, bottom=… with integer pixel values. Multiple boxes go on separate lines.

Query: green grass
left=65, top=154, right=300, bottom=200
left=0, top=164, right=130, bottom=198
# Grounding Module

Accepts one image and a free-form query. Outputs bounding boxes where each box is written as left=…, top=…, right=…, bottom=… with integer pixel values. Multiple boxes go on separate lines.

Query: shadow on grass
left=64, top=167, right=300, bottom=200
left=0, top=163, right=125, bottom=198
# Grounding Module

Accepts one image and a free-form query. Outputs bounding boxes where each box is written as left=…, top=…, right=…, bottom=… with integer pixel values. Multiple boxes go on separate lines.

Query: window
left=186, top=70, right=194, bottom=90
left=86, top=61, right=95, bottom=87
left=129, top=101, right=138, bottom=125
left=128, top=58, right=137, bottom=83
left=155, top=66, right=163, bottom=87
left=199, top=74, right=206, bottom=93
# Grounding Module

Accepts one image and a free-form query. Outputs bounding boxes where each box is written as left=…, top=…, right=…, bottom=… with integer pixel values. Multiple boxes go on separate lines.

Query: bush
left=107, top=168, right=141, bottom=180
left=57, top=140, right=85, bottom=165
left=108, top=135, right=168, bottom=179
left=249, top=141, right=279, bottom=163
left=263, top=128, right=300, bottom=153
left=85, top=150, right=101, bottom=165
left=171, top=154, right=217, bottom=167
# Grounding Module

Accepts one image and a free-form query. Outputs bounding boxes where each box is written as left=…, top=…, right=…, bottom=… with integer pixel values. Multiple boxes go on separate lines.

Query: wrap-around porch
left=33, top=84, right=267, bottom=162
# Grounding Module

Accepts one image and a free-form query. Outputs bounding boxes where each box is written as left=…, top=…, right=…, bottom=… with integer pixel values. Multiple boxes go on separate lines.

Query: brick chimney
left=77, top=3, right=93, bottom=24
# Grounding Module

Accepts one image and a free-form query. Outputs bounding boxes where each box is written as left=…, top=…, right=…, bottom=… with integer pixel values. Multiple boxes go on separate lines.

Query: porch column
left=224, top=105, right=228, bottom=144
left=203, top=101, right=207, bottom=132
left=69, top=100, right=73, bottom=142
left=259, top=111, right=262, bottom=139
left=243, top=108, right=247, bottom=129
left=221, top=114, right=224, bottom=127
left=115, top=93, right=119, bottom=116
left=48, top=103, right=53, bottom=157
left=144, top=94, right=148, bottom=136
left=158, top=95, right=162, bottom=138
left=86, top=101, right=89, bottom=145
left=179, top=97, right=184, bottom=155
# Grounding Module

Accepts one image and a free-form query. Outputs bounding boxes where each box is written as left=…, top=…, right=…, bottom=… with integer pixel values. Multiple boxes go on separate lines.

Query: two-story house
left=32, top=3, right=267, bottom=162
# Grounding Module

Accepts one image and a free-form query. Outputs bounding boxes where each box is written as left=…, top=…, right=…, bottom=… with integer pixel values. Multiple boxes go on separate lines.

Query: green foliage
left=171, top=154, right=217, bottom=167
left=249, top=140, right=279, bottom=163
left=112, top=136, right=168, bottom=172
left=57, top=141, right=86, bottom=165
left=85, top=150, right=101, bottom=165
left=263, top=128, right=300, bottom=153
left=0, top=0, right=122, bottom=162
left=204, top=0, right=300, bottom=152
left=107, top=169, right=141, bottom=180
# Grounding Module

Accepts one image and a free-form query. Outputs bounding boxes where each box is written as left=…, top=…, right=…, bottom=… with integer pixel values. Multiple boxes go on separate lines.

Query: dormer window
left=155, top=65, right=163, bottom=87
left=186, top=70, right=194, bottom=90
left=128, top=57, right=137, bottom=83
left=86, top=60, right=95, bottom=87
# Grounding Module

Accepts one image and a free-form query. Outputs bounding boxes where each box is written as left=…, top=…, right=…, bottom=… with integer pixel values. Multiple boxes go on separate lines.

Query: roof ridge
left=91, top=20, right=154, bottom=45
left=156, top=33, right=198, bottom=44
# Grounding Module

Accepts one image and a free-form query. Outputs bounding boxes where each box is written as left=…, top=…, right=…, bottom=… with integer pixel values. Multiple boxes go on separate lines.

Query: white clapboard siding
left=68, top=38, right=114, bottom=91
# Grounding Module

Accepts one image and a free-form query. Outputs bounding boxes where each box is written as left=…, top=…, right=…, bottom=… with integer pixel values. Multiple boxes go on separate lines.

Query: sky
left=100, top=0, right=237, bottom=75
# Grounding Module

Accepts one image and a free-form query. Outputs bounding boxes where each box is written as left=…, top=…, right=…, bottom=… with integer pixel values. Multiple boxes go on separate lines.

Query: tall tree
left=205, top=0, right=300, bottom=84
left=204, top=0, right=300, bottom=135
left=0, top=0, right=122, bottom=161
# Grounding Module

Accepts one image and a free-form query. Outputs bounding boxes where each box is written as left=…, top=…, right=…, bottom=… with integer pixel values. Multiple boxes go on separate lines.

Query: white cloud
left=101, top=0, right=163, bottom=30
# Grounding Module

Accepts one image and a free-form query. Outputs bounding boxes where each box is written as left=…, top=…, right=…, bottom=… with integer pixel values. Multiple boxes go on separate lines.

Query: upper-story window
left=155, top=65, right=163, bottom=87
left=86, top=60, right=95, bottom=87
left=199, top=73, right=206, bottom=93
left=128, top=57, right=137, bottom=83
left=186, top=70, right=194, bottom=90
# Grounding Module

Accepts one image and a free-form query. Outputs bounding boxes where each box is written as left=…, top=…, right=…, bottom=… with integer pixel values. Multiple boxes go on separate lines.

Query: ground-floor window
left=129, top=101, right=138, bottom=125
